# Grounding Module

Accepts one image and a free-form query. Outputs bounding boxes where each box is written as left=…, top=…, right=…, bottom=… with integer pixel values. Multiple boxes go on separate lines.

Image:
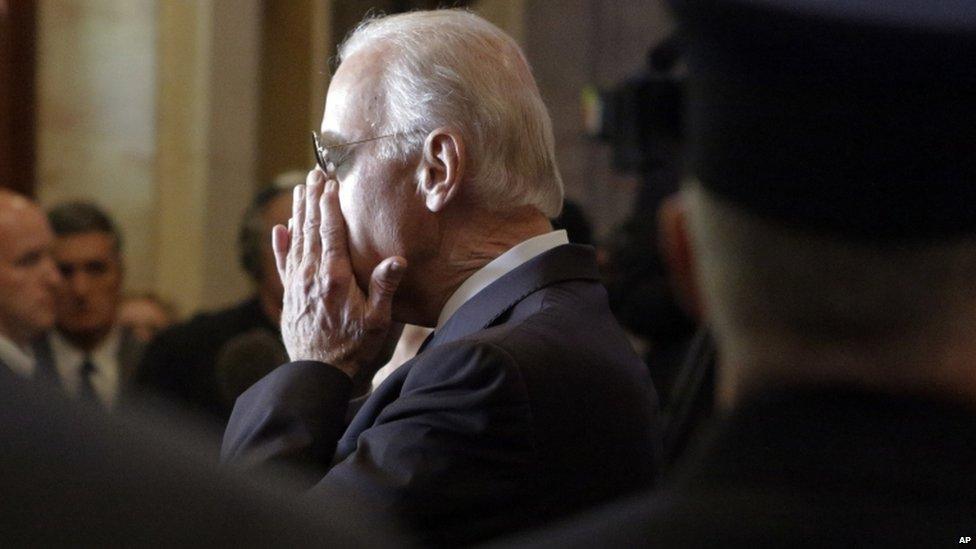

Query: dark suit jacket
left=116, top=326, right=146, bottom=385
left=223, top=244, right=659, bottom=546
left=0, top=335, right=57, bottom=383
left=509, top=387, right=976, bottom=547
left=0, top=356, right=15, bottom=377
left=136, top=298, right=280, bottom=424
left=0, top=367, right=403, bottom=548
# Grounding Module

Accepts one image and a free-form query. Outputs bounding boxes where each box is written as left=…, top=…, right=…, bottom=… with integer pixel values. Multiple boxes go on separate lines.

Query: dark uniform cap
left=671, top=0, right=976, bottom=241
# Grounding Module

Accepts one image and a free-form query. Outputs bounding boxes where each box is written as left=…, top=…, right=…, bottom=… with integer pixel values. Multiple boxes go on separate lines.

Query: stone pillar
left=35, top=0, right=156, bottom=290
left=473, top=0, right=525, bottom=45
left=155, top=0, right=261, bottom=315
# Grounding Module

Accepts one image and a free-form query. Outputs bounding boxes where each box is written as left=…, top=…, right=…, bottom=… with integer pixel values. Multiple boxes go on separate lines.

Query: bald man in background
left=0, top=189, right=61, bottom=379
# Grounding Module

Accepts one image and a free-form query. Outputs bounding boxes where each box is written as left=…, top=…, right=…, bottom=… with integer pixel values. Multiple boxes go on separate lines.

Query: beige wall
left=37, top=0, right=268, bottom=317
left=473, top=0, right=524, bottom=44
left=35, top=0, right=157, bottom=293
left=155, top=0, right=262, bottom=316
left=525, top=0, right=673, bottom=239
left=259, top=0, right=315, bottom=185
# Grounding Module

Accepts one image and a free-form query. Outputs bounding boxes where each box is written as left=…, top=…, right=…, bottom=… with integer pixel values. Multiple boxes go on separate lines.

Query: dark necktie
left=78, top=357, right=98, bottom=403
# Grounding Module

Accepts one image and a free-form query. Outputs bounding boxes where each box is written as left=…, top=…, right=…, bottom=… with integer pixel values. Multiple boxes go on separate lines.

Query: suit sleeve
left=309, top=342, right=543, bottom=545
left=133, top=330, right=178, bottom=393
left=221, top=361, right=353, bottom=474
left=221, top=343, right=543, bottom=545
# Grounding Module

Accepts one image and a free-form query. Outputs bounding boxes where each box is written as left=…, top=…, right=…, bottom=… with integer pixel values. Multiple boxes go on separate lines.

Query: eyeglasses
left=311, top=131, right=411, bottom=176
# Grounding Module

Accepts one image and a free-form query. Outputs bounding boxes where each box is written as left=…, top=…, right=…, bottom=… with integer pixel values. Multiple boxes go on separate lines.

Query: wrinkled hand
left=272, top=170, right=407, bottom=378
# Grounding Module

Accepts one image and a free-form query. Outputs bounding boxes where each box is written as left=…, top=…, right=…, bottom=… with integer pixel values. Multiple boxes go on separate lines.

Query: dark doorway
left=0, top=0, right=37, bottom=196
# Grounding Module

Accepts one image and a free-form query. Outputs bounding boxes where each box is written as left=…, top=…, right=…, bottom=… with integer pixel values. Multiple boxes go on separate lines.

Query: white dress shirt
left=0, top=333, right=36, bottom=378
left=436, top=230, right=570, bottom=329
left=49, top=327, right=123, bottom=409
left=370, top=230, right=569, bottom=391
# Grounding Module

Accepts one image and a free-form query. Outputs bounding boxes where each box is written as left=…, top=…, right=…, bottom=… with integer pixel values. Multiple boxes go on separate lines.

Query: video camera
left=583, top=35, right=684, bottom=175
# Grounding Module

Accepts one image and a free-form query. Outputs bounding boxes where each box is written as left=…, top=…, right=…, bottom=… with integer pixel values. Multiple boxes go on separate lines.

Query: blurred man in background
left=47, top=202, right=142, bottom=409
left=136, top=173, right=298, bottom=424
left=0, top=189, right=61, bottom=379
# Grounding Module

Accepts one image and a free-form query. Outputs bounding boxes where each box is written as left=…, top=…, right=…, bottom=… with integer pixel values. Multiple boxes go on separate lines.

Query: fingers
left=271, top=224, right=289, bottom=283
left=319, top=179, right=351, bottom=273
left=290, top=183, right=306, bottom=266
left=303, top=170, right=325, bottom=259
left=365, top=256, right=407, bottom=329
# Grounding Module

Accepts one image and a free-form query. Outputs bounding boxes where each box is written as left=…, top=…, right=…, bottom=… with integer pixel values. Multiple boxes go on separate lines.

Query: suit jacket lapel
left=334, top=244, right=601, bottom=463
left=116, top=328, right=146, bottom=385
left=334, top=363, right=416, bottom=462
left=31, top=336, right=62, bottom=388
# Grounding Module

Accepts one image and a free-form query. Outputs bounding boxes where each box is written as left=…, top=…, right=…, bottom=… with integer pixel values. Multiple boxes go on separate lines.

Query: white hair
left=338, top=9, right=564, bottom=218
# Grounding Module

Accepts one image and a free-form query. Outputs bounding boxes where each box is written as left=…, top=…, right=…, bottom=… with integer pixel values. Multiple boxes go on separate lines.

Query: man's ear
left=420, top=128, right=465, bottom=212
left=658, top=192, right=704, bottom=320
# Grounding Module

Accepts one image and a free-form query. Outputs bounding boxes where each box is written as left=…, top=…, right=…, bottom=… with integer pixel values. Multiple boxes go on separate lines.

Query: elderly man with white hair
left=222, top=9, right=658, bottom=545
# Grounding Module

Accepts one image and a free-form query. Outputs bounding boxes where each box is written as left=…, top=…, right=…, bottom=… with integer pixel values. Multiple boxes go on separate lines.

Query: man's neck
left=58, top=325, right=112, bottom=353
left=396, top=206, right=553, bottom=327
left=716, top=331, right=976, bottom=412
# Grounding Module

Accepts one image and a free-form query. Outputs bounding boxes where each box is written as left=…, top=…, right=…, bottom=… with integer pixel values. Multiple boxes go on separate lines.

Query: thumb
left=366, top=256, right=407, bottom=327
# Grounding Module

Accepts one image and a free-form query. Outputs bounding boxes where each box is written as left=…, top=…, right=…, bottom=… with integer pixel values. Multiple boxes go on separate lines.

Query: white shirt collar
left=49, top=326, right=123, bottom=408
left=436, top=230, right=569, bottom=329
left=0, top=333, right=36, bottom=378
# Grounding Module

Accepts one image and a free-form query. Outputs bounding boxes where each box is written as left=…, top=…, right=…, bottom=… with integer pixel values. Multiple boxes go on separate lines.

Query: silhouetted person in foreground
left=0, top=365, right=403, bottom=547
left=508, top=0, right=976, bottom=545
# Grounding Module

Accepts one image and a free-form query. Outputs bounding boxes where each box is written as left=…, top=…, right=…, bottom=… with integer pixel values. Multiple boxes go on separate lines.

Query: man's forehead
left=0, top=205, right=47, bottom=242
left=53, top=231, right=118, bottom=259
left=335, top=46, right=386, bottom=83
left=0, top=219, right=52, bottom=262
left=322, top=50, right=386, bottom=137
left=0, top=196, right=41, bottom=227
left=55, top=231, right=114, bottom=247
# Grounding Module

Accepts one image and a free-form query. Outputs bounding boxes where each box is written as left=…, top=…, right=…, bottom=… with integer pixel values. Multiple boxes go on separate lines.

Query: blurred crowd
left=2, top=2, right=975, bottom=547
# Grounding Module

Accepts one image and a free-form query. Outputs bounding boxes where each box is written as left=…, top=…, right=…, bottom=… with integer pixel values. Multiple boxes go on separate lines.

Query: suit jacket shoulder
left=507, top=388, right=976, bottom=548
left=117, top=327, right=146, bottom=385
left=135, top=298, right=275, bottom=419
